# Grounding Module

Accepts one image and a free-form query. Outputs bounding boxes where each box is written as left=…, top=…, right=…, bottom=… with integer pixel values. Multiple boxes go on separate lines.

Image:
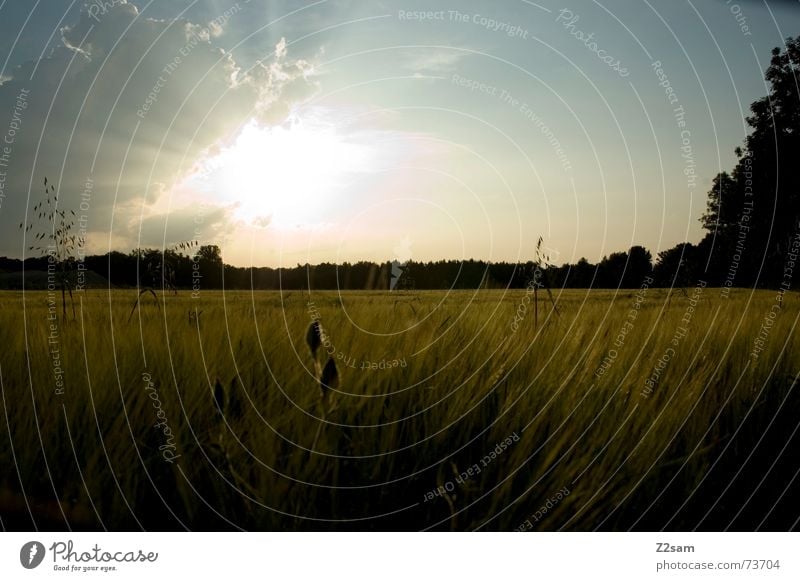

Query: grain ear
left=320, top=356, right=339, bottom=395
left=320, top=357, right=339, bottom=415
left=306, top=321, right=322, bottom=359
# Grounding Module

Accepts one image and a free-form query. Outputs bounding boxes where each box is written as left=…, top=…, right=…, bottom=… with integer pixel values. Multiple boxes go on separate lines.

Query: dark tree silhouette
left=653, top=243, right=697, bottom=289
left=624, top=246, right=653, bottom=287
left=699, top=36, right=800, bottom=287
left=196, top=244, right=223, bottom=289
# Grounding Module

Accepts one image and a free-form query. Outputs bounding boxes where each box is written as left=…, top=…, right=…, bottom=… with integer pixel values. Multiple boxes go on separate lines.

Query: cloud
left=0, top=0, right=317, bottom=256
left=402, top=48, right=467, bottom=74
left=135, top=204, right=235, bottom=247
left=240, top=44, right=317, bottom=125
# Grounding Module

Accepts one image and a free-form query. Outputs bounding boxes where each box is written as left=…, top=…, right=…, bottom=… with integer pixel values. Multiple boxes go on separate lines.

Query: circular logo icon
left=20, top=541, right=46, bottom=569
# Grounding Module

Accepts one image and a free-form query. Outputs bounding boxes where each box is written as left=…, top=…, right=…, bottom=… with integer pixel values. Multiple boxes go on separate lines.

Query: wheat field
left=0, top=287, right=797, bottom=531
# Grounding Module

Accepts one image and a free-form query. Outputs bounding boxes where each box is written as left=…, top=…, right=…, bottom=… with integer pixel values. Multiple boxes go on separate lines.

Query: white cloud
left=402, top=49, right=467, bottom=74
left=134, top=204, right=234, bottom=247
left=0, top=1, right=317, bottom=256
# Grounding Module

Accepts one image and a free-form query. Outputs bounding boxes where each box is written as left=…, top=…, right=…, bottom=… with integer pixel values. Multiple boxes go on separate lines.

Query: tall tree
left=700, top=36, right=800, bottom=286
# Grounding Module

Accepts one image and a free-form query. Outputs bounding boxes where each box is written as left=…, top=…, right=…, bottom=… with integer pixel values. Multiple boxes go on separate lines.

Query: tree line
left=0, top=240, right=776, bottom=291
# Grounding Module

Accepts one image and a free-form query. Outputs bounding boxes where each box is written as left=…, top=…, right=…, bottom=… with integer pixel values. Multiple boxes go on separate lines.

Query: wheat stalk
left=306, top=321, right=339, bottom=450
left=306, top=320, right=323, bottom=377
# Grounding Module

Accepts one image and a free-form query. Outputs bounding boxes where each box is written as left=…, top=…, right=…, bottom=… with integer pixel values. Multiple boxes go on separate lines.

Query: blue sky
left=1, top=0, right=799, bottom=266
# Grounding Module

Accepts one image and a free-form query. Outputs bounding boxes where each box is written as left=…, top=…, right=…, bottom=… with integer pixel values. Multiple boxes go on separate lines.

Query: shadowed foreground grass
left=1, top=287, right=798, bottom=530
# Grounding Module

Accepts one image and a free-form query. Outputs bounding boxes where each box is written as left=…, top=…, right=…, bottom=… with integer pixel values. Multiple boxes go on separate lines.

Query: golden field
left=0, top=287, right=797, bottom=530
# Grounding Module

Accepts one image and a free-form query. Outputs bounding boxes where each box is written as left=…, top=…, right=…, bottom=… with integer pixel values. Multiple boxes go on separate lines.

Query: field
left=1, top=287, right=798, bottom=531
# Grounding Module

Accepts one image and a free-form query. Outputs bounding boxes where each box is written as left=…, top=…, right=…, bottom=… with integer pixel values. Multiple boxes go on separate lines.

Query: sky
left=0, top=0, right=799, bottom=267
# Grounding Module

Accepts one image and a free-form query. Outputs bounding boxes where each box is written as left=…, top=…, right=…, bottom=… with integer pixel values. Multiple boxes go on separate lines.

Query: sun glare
left=198, top=115, right=373, bottom=227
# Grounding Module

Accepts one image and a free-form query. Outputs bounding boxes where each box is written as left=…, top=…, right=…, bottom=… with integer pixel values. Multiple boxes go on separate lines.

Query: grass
left=0, top=287, right=798, bottom=531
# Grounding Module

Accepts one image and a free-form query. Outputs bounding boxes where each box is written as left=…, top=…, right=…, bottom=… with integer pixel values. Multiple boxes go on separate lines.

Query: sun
left=196, top=114, right=373, bottom=227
